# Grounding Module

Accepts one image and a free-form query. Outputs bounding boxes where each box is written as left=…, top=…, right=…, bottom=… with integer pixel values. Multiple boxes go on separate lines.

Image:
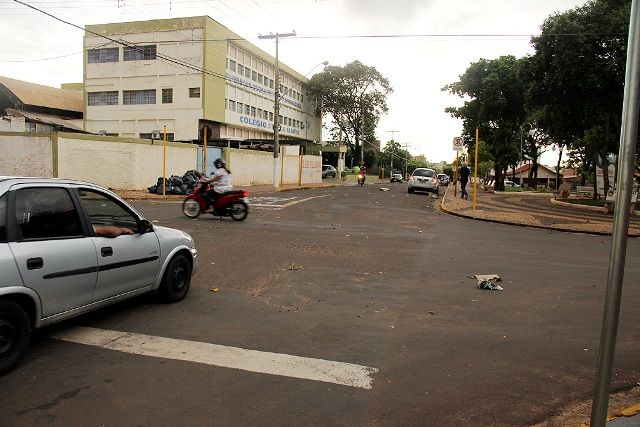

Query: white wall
left=226, top=148, right=274, bottom=185
left=0, top=133, right=53, bottom=177
left=301, top=155, right=322, bottom=184
left=57, top=134, right=197, bottom=189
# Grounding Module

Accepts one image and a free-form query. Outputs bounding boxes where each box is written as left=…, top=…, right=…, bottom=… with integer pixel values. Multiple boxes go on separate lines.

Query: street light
left=258, top=31, right=297, bottom=190
left=304, top=61, right=329, bottom=142
left=305, top=60, right=329, bottom=77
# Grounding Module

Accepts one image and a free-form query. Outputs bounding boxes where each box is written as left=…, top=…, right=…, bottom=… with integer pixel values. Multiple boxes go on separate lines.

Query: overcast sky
left=1, top=0, right=588, bottom=164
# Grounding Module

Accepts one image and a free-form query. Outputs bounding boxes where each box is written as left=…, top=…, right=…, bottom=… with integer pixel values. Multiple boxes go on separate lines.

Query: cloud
left=338, top=0, right=436, bottom=31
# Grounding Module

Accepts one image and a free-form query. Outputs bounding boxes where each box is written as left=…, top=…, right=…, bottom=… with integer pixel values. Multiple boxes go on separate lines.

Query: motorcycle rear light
left=242, top=191, right=250, bottom=197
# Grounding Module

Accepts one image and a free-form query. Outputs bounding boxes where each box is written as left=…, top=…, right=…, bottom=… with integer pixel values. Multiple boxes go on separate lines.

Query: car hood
left=153, top=225, right=195, bottom=248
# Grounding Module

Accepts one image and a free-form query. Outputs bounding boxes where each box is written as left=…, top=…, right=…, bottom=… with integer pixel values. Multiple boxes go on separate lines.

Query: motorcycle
left=182, top=182, right=249, bottom=221
left=357, top=173, right=366, bottom=187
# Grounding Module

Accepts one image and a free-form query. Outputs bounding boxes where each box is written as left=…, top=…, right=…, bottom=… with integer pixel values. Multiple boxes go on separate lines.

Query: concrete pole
left=258, top=32, right=296, bottom=189
left=591, top=1, right=640, bottom=425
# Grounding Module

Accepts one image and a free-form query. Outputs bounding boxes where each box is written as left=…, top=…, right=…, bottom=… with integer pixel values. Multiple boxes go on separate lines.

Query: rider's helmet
left=214, top=158, right=224, bottom=169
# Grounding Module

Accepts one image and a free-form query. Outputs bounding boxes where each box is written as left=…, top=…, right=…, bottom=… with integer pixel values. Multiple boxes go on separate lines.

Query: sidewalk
left=439, top=183, right=640, bottom=236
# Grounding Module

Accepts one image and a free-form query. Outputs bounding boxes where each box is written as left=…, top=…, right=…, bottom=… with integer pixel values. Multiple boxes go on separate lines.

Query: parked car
left=504, top=180, right=521, bottom=188
left=407, top=168, right=439, bottom=194
left=390, top=173, right=403, bottom=183
left=0, top=177, right=198, bottom=375
left=437, top=174, right=450, bottom=185
left=322, top=165, right=337, bottom=178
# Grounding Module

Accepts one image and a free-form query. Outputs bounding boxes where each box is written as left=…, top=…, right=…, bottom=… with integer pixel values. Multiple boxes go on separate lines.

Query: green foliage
left=443, top=56, right=526, bottom=190
left=307, top=61, right=393, bottom=164
left=527, top=0, right=631, bottom=179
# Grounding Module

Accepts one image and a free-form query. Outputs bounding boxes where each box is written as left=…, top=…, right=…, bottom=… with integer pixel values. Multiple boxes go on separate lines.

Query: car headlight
left=190, top=247, right=198, bottom=258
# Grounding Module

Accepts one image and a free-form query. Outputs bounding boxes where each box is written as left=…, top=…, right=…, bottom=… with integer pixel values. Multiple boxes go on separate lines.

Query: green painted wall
left=203, top=19, right=229, bottom=123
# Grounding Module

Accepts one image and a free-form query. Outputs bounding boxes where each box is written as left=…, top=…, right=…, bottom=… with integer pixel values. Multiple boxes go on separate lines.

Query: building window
left=244, top=67, right=250, bottom=78
left=123, top=89, right=156, bottom=105
left=251, top=107, right=256, bottom=117
left=287, top=117, right=292, bottom=126
left=229, top=100, right=236, bottom=111
left=140, top=132, right=174, bottom=141
left=279, top=115, right=283, bottom=124
left=88, top=47, right=119, bottom=63
left=229, top=60, right=236, bottom=72
left=123, top=45, right=157, bottom=61
left=257, top=108, right=262, bottom=118
left=88, top=91, right=119, bottom=106
left=189, top=87, right=200, bottom=98
left=300, top=94, right=303, bottom=102
left=264, top=110, right=270, bottom=120
left=237, top=64, right=244, bottom=75
left=162, top=88, right=173, bottom=104
left=237, top=102, right=243, bottom=113
left=257, top=74, right=263, bottom=85
left=269, top=79, right=274, bottom=89
left=252, top=71, right=257, bottom=82
left=269, top=112, right=273, bottom=121
left=244, top=105, right=250, bottom=115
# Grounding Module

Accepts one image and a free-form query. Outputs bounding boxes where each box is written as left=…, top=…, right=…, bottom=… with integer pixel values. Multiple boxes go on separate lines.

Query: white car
left=504, top=180, right=521, bottom=188
left=407, top=168, right=439, bottom=194
left=0, top=177, right=198, bottom=375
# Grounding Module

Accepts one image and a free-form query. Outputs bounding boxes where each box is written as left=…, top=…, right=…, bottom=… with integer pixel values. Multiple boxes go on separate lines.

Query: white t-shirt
left=212, top=168, right=232, bottom=193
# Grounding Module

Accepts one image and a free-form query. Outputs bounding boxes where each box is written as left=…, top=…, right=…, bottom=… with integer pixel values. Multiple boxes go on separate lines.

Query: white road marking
left=50, top=326, right=378, bottom=389
left=250, top=194, right=329, bottom=209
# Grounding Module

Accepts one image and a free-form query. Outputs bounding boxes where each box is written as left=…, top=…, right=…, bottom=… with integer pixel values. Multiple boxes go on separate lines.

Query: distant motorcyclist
left=201, top=158, right=232, bottom=204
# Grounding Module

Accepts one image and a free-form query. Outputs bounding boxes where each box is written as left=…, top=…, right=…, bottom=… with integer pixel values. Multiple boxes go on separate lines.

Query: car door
left=76, top=188, right=160, bottom=302
left=8, top=185, right=98, bottom=318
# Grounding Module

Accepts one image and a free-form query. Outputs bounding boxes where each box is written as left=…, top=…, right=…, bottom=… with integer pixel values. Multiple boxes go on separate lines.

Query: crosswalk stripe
left=50, top=326, right=378, bottom=389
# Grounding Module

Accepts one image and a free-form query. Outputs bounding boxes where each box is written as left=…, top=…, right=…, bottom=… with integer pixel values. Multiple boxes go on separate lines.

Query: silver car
left=407, top=168, right=439, bottom=194
left=0, top=177, right=198, bottom=374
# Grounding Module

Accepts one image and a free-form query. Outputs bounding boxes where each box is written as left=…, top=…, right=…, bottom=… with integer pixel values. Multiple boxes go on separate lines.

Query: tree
left=443, top=56, right=526, bottom=191
left=527, top=0, right=631, bottom=197
left=307, top=61, right=393, bottom=165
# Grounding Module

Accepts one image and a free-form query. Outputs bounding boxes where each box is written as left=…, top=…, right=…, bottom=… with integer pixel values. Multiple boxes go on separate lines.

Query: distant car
left=322, top=165, right=337, bottom=179
left=407, top=168, right=439, bottom=194
left=437, top=174, right=450, bottom=185
left=0, top=177, right=198, bottom=375
left=504, top=180, right=521, bottom=188
left=390, top=173, right=403, bottom=183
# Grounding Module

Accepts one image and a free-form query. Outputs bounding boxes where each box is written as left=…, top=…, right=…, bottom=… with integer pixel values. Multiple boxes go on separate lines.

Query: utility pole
left=401, top=141, right=411, bottom=179
left=258, top=31, right=296, bottom=189
left=387, top=130, right=399, bottom=178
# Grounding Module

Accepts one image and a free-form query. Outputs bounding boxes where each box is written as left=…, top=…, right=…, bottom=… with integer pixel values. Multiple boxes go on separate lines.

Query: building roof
left=4, top=108, right=85, bottom=132
left=508, top=163, right=558, bottom=176
left=0, top=76, right=83, bottom=113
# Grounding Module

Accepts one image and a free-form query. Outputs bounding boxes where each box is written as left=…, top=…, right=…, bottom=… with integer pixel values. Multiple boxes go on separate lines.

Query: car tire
left=182, top=199, right=201, bottom=218
left=0, top=300, right=31, bottom=376
left=408, top=187, right=414, bottom=194
left=159, top=255, right=192, bottom=303
left=229, top=201, right=249, bottom=221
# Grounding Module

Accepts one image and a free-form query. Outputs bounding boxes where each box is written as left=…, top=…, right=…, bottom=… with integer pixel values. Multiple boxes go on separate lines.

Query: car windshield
left=412, top=169, right=434, bottom=177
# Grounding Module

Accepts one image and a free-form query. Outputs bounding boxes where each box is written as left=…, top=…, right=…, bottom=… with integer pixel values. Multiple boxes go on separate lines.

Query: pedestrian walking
left=460, top=162, right=470, bottom=199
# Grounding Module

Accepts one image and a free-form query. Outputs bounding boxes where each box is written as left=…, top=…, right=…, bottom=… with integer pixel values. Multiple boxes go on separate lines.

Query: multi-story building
left=83, top=16, right=321, bottom=144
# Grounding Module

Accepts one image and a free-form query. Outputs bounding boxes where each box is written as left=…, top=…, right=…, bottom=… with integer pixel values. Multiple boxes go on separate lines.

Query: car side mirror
left=138, top=219, right=154, bottom=233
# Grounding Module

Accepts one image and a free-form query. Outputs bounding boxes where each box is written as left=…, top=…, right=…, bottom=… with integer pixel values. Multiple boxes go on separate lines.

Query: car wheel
left=0, top=300, right=31, bottom=376
left=182, top=199, right=201, bottom=218
left=159, top=255, right=192, bottom=303
left=408, top=187, right=414, bottom=194
left=229, top=201, right=248, bottom=221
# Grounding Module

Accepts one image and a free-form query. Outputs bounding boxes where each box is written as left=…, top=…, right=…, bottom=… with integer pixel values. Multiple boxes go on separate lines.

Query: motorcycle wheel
left=229, top=201, right=248, bottom=221
left=182, top=199, right=201, bottom=218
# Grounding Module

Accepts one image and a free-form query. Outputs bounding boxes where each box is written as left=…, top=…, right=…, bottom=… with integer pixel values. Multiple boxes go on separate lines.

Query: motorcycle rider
left=201, top=158, right=233, bottom=205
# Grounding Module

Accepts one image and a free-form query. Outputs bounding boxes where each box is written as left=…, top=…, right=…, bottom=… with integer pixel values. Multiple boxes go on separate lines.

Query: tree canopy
left=307, top=61, right=393, bottom=165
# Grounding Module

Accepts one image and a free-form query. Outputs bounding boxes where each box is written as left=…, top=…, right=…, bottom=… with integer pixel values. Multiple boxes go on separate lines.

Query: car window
left=0, top=194, right=6, bottom=243
left=14, top=187, right=83, bottom=240
left=412, top=169, right=435, bottom=177
left=78, top=189, right=139, bottom=232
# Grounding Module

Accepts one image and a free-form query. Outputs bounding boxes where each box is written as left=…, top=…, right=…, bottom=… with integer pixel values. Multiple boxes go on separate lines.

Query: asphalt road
left=1, top=183, right=640, bottom=426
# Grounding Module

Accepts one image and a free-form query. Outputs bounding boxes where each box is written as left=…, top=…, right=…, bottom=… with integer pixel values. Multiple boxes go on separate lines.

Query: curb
left=438, top=187, right=637, bottom=237
left=549, top=197, right=608, bottom=213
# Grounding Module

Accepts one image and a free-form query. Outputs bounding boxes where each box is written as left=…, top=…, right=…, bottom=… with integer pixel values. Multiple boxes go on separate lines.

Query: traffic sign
left=453, top=137, right=464, bottom=151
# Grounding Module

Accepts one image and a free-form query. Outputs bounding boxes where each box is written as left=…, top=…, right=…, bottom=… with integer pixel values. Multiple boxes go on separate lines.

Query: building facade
left=83, top=16, right=321, bottom=144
